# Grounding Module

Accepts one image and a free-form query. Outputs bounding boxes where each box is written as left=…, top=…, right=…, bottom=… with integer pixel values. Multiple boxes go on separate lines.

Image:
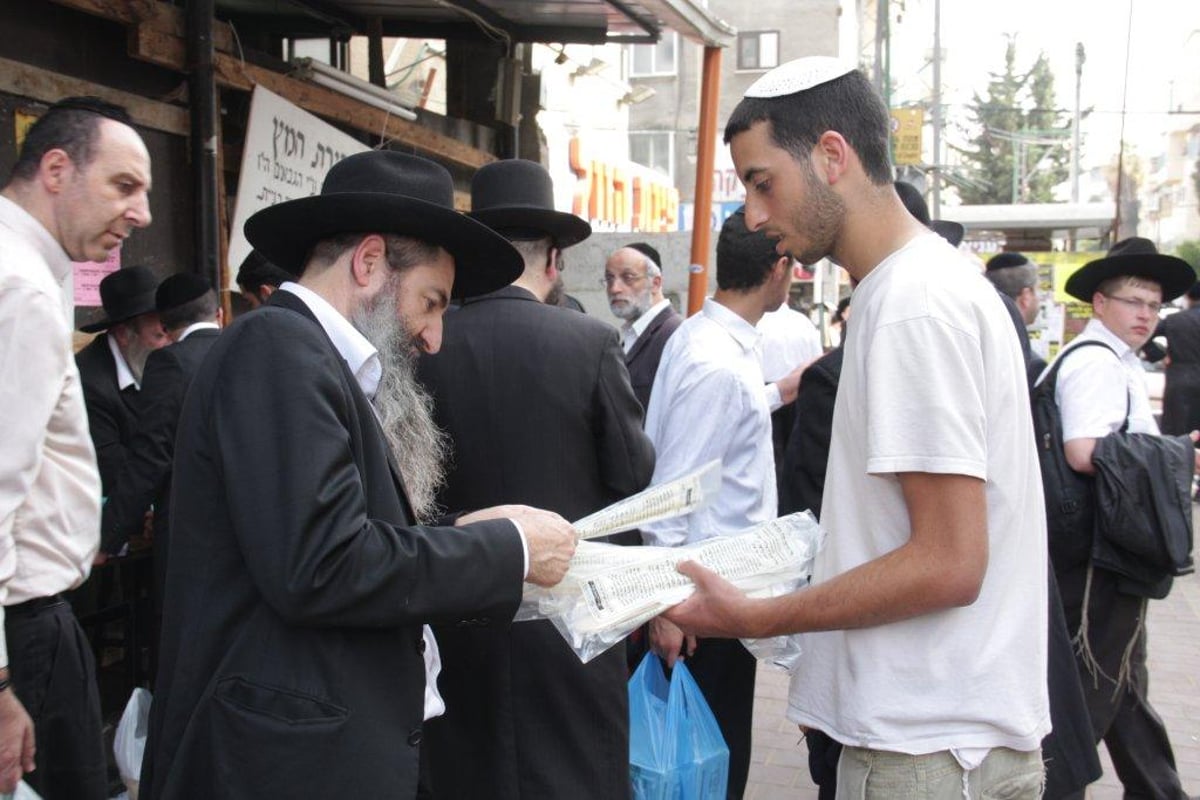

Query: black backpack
left=1031, top=340, right=1129, bottom=571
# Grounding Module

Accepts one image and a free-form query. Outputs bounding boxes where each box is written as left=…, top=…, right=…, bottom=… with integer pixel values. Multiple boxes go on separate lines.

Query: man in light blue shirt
left=642, top=208, right=794, bottom=799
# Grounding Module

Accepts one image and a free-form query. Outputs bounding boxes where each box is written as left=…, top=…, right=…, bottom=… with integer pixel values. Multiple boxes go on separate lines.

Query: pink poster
left=72, top=247, right=121, bottom=307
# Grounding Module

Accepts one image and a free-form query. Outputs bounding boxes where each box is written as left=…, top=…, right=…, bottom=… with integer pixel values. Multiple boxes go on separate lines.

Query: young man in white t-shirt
left=664, top=57, right=1050, bottom=798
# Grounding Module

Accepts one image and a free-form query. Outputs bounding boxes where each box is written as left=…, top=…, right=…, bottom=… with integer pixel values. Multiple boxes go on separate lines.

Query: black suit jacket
left=76, top=333, right=140, bottom=495
left=100, top=327, right=220, bottom=602
left=1145, top=308, right=1200, bottom=434
left=140, top=291, right=525, bottom=800
left=780, top=345, right=843, bottom=518
left=625, top=303, right=683, bottom=412
left=416, top=285, right=654, bottom=800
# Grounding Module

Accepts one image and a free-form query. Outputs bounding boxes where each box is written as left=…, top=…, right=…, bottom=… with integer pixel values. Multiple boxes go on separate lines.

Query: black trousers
left=685, top=638, right=756, bottom=800
left=1058, top=566, right=1188, bottom=800
left=4, top=597, right=107, bottom=800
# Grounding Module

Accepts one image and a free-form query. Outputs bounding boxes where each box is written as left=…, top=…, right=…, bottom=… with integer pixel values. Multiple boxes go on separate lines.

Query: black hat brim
left=1065, top=253, right=1196, bottom=303
left=931, top=220, right=964, bottom=248
left=244, top=193, right=523, bottom=299
left=79, top=290, right=158, bottom=333
left=469, top=207, right=591, bottom=249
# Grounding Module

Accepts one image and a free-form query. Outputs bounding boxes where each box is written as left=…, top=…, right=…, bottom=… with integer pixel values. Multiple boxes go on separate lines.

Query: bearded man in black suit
left=97, top=272, right=223, bottom=642
left=417, top=159, right=655, bottom=800
left=75, top=266, right=168, bottom=495
left=605, top=241, right=682, bottom=413
left=139, top=151, right=577, bottom=800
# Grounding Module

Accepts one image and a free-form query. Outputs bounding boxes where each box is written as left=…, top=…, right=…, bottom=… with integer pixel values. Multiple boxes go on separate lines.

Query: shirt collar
left=279, top=281, right=382, bottom=399
left=0, top=194, right=73, bottom=289
left=178, top=320, right=220, bottom=341
left=1082, top=317, right=1136, bottom=361
left=629, top=298, right=672, bottom=339
left=106, top=333, right=139, bottom=391
left=700, top=296, right=761, bottom=353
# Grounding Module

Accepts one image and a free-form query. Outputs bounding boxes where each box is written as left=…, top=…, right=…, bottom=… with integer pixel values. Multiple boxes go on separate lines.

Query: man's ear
left=350, top=234, right=387, bottom=287
left=813, top=131, right=850, bottom=185
left=39, top=148, right=73, bottom=195
left=773, top=255, right=791, bottom=281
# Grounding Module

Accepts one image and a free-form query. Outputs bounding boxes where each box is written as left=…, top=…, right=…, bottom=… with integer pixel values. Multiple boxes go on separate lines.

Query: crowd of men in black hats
left=2, top=62, right=1198, bottom=800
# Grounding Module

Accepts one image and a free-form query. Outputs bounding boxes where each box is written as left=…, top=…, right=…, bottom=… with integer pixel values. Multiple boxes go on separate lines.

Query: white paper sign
left=226, top=86, right=369, bottom=285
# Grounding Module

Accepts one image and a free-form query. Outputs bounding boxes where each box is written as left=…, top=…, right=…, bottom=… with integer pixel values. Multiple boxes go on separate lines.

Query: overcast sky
left=885, top=0, right=1200, bottom=173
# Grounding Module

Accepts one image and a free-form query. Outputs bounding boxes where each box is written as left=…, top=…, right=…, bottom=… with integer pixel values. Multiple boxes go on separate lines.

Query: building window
left=630, top=132, right=674, bottom=180
left=737, top=31, right=779, bottom=71
left=629, top=34, right=677, bottom=77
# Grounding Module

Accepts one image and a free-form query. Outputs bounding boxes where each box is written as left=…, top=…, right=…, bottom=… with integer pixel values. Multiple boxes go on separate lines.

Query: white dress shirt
left=1051, top=317, right=1159, bottom=440
left=176, top=320, right=220, bottom=342
left=642, top=297, right=776, bottom=547
left=757, top=305, right=823, bottom=411
left=0, top=195, right=102, bottom=668
left=622, top=298, right=672, bottom=354
left=107, top=332, right=140, bottom=391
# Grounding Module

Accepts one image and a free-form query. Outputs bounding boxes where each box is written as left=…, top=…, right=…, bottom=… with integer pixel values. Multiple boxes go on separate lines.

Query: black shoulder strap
left=1042, top=339, right=1131, bottom=432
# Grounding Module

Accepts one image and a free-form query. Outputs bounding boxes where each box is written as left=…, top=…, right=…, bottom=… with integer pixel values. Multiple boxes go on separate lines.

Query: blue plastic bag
left=629, top=652, right=729, bottom=799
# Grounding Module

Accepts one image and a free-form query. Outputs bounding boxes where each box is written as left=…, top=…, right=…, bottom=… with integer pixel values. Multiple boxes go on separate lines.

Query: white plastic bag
left=114, top=687, right=152, bottom=800
left=0, top=780, right=43, bottom=800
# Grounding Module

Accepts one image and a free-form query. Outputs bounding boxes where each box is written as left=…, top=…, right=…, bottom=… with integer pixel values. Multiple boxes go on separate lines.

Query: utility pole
left=1070, top=43, right=1085, bottom=203
left=931, top=0, right=942, bottom=218
left=873, top=0, right=890, bottom=105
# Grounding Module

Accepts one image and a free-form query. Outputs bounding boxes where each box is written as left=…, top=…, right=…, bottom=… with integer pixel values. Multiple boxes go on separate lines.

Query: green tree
left=1193, top=159, right=1200, bottom=217
left=953, top=38, right=1072, bottom=204
left=1176, top=240, right=1200, bottom=275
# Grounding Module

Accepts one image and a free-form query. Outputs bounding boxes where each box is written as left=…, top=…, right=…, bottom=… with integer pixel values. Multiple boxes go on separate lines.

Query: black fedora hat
left=1065, top=237, right=1196, bottom=303
left=244, top=151, right=521, bottom=299
left=80, top=266, right=160, bottom=333
left=894, top=181, right=964, bottom=247
left=469, top=159, right=591, bottom=249
left=156, top=273, right=211, bottom=312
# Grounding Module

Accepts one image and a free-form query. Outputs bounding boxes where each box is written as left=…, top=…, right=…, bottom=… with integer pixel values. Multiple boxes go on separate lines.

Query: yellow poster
left=889, top=107, right=923, bottom=166
left=15, top=110, right=38, bottom=150
left=1026, top=250, right=1103, bottom=358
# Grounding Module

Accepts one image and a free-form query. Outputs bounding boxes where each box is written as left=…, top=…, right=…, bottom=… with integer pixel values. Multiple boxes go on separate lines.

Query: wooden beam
left=0, top=55, right=188, bottom=136
left=45, top=0, right=236, bottom=52
left=129, top=24, right=493, bottom=169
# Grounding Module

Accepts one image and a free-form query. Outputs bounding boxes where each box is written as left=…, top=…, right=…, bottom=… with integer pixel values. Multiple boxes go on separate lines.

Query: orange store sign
left=569, top=138, right=679, bottom=232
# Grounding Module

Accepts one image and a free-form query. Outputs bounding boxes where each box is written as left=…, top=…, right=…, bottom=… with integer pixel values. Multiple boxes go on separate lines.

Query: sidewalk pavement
left=746, top=569, right=1200, bottom=799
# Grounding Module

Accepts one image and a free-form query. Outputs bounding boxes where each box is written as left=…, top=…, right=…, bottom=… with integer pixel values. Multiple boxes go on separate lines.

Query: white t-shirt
left=787, top=233, right=1051, bottom=755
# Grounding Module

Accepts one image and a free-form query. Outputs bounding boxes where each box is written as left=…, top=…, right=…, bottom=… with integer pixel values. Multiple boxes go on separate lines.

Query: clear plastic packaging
left=518, top=511, right=825, bottom=664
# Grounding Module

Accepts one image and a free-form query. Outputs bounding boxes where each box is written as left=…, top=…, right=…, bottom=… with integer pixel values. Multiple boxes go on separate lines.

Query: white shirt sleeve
left=763, top=382, right=783, bottom=412
left=864, top=316, right=988, bottom=479
left=0, top=285, right=69, bottom=668
left=1056, top=349, right=1129, bottom=442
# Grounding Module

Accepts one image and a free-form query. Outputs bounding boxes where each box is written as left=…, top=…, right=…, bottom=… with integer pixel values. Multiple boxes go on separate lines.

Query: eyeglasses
left=1103, top=294, right=1162, bottom=314
left=600, top=272, right=647, bottom=288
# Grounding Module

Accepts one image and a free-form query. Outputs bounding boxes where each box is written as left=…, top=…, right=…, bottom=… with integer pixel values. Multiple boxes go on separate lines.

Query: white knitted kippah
left=744, top=56, right=856, bottom=98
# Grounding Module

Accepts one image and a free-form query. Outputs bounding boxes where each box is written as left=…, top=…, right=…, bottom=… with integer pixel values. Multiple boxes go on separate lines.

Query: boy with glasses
left=1039, top=236, right=1198, bottom=800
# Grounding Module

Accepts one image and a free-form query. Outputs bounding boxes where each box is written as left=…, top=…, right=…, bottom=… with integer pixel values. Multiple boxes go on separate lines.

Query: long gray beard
left=351, top=293, right=451, bottom=523
left=124, top=338, right=154, bottom=383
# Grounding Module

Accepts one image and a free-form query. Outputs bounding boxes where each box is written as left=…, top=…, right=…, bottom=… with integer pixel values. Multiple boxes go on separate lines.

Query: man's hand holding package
left=459, top=505, right=577, bottom=587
